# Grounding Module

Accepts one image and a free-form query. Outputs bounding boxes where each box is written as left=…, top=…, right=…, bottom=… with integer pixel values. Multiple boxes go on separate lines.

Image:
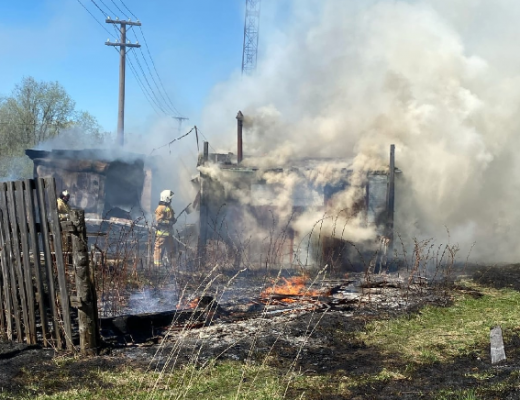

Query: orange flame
left=261, top=276, right=322, bottom=299
left=176, top=297, right=201, bottom=310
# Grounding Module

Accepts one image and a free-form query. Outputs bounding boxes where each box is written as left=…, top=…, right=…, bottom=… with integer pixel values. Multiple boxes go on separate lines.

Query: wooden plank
left=491, top=326, right=506, bottom=364
left=6, top=181, right=31, bottom=343
left=24, top=179, right=48, bottom=346
left=0, top=263, right=5, bottom=338
left=15, top=181, right=37, bottom=344
left=0, top=209, right=7, bottom=338
left=44, top=178, right=73, bottom=350
left=0, top=208, right=11, bottom=340
left=0, top=182, right=22, bottom=341
left=35, top=178, right=62, bottom=349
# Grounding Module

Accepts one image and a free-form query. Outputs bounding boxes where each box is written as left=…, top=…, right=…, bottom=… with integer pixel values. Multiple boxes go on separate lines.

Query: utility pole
left=105, top=18, right=141, bottom=147
left=241, top=0, right=261, bottom=75
left=173, top=116, right=189, bottom=134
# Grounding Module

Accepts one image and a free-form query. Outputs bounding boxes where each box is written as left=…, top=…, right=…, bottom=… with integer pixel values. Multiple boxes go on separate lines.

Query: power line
left=127, top=51, right=168, bottom=115
left=124, top=46, right=180, bottom=124
left=112, top=0, right=182, bottom=117
left=137, top=26, right=183, bottom=116
left=195, top=127, right=218, bottom=152
left=118, top=0, right=138, bottom=20
left=76, top=0, right=117, bottom=38
left=121, top=36, right=182, bottom=122
left=136, top=46, right=181, bottom=117
left=126, top=54, right=162, bottom=116
left=109, top=0, right=129, bottom=19
left=122, top=26, right=181, bottom=118
left=106, top=21, right=168, bottom=118
left=106, top=26, right=162, bottom=116
left=90, top=0, right=108, bottom=17
left=149, top=127, right=195, bottom=155
left=78, top=0, right=186, bottom=124
left=98, top=0, right=117, bottom=17
left=128, top=50, right=169, bottom=114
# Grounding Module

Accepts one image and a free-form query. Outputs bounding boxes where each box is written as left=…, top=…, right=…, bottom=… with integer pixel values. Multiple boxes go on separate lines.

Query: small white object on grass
left=490, top=326, right=506, bottom=365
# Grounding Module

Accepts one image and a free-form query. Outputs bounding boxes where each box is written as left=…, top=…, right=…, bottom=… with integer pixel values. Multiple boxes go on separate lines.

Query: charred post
left=69, top=209, right=100, bottom=355
left=386, top=144, right=396, bottom=245
left=203, top=141, right=209, bottom=163
left=199, top=142, right=210, bottom=267
left=236, top=111, right=244, bottom=163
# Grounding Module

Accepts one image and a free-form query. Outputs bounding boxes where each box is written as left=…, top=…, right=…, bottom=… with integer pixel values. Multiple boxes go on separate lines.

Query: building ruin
left=196, top=113, right=398, bottom=271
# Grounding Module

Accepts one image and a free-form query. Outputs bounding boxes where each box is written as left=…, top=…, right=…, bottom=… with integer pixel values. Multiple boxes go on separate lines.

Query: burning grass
left=6, top=269, right=520, bottom=399
left=261, top=276, right=325, bottom=299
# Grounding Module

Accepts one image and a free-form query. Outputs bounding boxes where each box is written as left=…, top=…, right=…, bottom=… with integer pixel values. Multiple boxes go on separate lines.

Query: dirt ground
left=2, top=265, right=520, bottom=399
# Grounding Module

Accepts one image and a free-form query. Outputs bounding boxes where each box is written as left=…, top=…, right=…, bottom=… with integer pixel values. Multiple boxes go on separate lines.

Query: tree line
left=0, top=76, right=110, bottom=180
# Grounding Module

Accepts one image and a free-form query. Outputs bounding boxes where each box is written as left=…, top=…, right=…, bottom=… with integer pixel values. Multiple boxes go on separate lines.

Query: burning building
left=196, top=113, right=398, bottom=271
left=25, top=148, right=158, bottom=228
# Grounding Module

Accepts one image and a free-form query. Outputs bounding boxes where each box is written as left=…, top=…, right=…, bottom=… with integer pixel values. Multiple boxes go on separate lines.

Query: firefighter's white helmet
left=160, top=190, right=174, bottom=203
left=60, top=190, right=70, bottom=202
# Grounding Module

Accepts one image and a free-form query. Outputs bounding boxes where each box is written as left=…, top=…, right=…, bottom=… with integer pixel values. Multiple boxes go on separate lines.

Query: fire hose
left=169, top=202, right=193, bottom=249
left=175, top=202, right=192, bottom=220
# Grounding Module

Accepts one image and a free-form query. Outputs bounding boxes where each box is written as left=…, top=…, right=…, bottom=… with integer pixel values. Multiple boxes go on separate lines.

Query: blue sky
left=0, top=0, right=275, bottom=137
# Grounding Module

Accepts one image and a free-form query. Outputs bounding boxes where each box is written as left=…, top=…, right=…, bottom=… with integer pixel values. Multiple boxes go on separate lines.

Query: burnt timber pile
left=100, top=273, right=449, bottom=347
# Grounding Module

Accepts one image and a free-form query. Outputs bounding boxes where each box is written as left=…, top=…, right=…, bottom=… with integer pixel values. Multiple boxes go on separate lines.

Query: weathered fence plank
left=36, top=178, right=62, bottom=348
left=0, top=219, right=6, bottom=337
left=6, top=181, right=31, bottom=343
left=23, top=179, right=48, bottom=346
left=15, top=181, right=37, bottom=344
left=0, top=209, right=11, bottom=340
left=0, top=183, right=22, bottom=341
left=0, top=177, right=100, bottom=351
left=44, top=178, right=73, bottom=350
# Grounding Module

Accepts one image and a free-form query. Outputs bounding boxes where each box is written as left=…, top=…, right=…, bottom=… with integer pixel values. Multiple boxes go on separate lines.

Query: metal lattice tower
left=241, top=0, right=261, bottom=75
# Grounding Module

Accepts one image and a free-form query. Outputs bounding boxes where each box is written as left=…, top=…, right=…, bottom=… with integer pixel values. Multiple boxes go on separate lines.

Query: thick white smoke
left=201, top=0, right=520, bottom=263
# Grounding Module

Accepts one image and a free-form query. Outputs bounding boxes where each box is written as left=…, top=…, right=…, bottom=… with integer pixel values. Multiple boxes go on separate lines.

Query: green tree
left=0, top=76, right=108, bottom=179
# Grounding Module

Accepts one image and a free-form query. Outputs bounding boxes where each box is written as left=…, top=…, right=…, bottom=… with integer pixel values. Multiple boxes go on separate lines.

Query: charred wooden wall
left=198, top=162, right=392, bottom=270
left=25, top=149, right=151, bottom=220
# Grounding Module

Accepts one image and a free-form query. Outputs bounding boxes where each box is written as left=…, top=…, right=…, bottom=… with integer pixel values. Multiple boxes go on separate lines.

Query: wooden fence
left=0, top=177, right=98, bottom=354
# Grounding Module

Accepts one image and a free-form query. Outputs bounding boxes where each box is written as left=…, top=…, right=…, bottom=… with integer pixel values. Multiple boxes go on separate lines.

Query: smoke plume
left=201, top=0, right=520, bottom=263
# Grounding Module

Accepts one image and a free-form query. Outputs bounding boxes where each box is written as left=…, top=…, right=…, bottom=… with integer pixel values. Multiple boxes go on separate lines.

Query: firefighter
left=154, top=190, right=177, bottom=267
left=57, top=190, right=71, bottom=221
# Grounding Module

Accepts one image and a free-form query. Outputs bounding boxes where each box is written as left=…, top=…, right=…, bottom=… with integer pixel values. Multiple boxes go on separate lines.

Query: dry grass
left=6, top=276, right=520, bottom=399
left=13, top=210, right=514, bottom=399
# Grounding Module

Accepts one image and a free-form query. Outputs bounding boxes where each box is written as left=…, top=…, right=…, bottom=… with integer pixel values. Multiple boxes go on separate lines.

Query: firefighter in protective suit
left=57, top=190, right=71, bottom=221
left=154, top=190, right=177, bottom=267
